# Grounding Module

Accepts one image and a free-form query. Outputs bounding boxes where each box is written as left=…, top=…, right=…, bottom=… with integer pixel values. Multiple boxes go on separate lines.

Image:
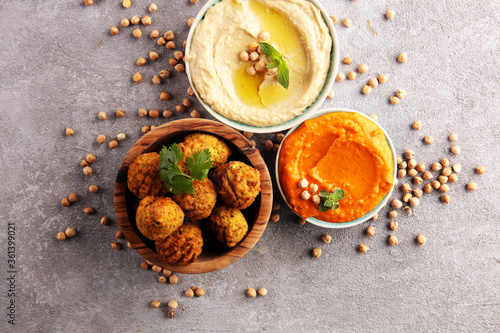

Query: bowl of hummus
left=185, top=0, right=339, bottom=133
left=275, top=109, right=397, bottom=228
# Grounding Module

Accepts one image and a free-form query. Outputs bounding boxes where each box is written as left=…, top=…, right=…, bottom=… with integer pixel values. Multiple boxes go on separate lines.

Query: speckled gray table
left=1, top=0, right=499, bottom=332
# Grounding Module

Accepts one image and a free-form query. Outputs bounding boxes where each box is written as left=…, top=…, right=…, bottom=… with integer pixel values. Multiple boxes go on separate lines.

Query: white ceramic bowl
left=275, top=108, right=398, bottom=229
left=185, top=0, right=339, bottom=133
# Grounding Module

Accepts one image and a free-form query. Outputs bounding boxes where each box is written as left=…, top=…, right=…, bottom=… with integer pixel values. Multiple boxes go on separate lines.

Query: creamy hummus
left=187, top=0, right=332, bottom=127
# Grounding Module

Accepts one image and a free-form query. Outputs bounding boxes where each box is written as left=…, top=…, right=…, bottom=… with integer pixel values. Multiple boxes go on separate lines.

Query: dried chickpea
left=467, top=182, right=477, bottom=191
left=149, top=51, right=159, bottom=61
left=396, top=89, right=406, bottom=99
left=65, top=127, right=74, bottom=136
left=298, top=219, right=306, bottom=226
left=257, top=288, right=268, bottom=296
left=377, top=74, right=388, bottom=84
left=413, top=189, right=423, bottom=197
left=411, top=121, right=422, bottom=130
left=450, top=145, right=460, bottom=155
left=140, top=262, right=149, bottom=270
left=163, top=269, right=171, bottom=276
left=65, top=227, right=76, bottom=238
left=130, top=16, right=140, bottom=25
left=159, top=70, right=170, bottom=79
left=116, top=133, right=126, bottom=142
left=371, top=213, right=378, bottom=221
left=322, top=234, right=332, bottom=243
left=369, top=114, right=378, bottom=121
left=347, top=71, right=357, bottom=80
left=149, top=3, right=157, bottom=13
left=169, top=274, right=178, bottom=284
left=336, top=73, right=345, bottom=82
left=343, top=18, right=352, bottom=28
left=359, top=244, right=369, bottom=253
left=452, top=164, right=462, bottom=173
left=422, top=171, right=432, bottom=180
left=439, top=184, right=449, bottom=193
left=388, top=210, right=397, bottom=219
left=475, top=166, right=485, bottom=174
left=247, top=288, right=257, bottom=297
left=389, top=221, right=398, bottom=231
left=56, top=232, right=66, bottom=241
left=168, top=310, right=176, bottom=318
left=366, top=226, right=375, bottom=236
left=424, top=136, right=433, bottom=145
left=141, top=16, right=152, bottom=25
left=195, top=288, right=205, bottom=297
left=408, top=158, right=417, bottom=169
left=151, top=265, right=161, bottom=273
left=442, top=167, right=452, bottom=177
left=83, top=0, right=93, bottom=5
left=164, top=30, right=174, bottom=40
left=175, top=64, right=185, bottom=72
left=138, top=108, right=148, bottom=117
left=415, top=162, right=426, bottom=172
left=100, top=216, right=109, bottom=226
left=176, top=105, right=186, bottom=113
left=136, top=57, right=147, bottom=66
left=120, top=18, right=130, bottom=27
left=358, top=64, right=369, bottom=73
left=81, top=159, right=89, bottom=167
left=399, top=161, right=407, bottom=169
left=391, top=199, right=402, bottom=209
left=157, top=37, right=166, bottom=46
left=109, top=140, right=118, bottom=149
left=403, top=193, right=412, bottom=203
left=397, top=52, right=408, bottom=63
left=401, top=183, right=412, bottom=193
left=270, top=213, right=280, bottom=223
left=448, top=133, right=458, bottom=142
left=368, top=77, right=378, bottom=88
left=98, top=111, right=107, bottom=120
left=152, top=76, right=161, bottom=85
left=330, top=15, right=339, bottom=25
left=141, top=126, right=150, bottom=134
left=409, top=197, right=420, bottom=207
left=362, top=85, right=372, bottom=95
left=441, top=194, right=450, bottom=204
left=413, top=177, right=423, bottom=185
left=424, top=183, right=433, bottom=193
left=448, top=174, right=458, bottom=183
left=68, top=193, right=78, bottom=203
left=174, top=51, right=184, bottom=61
left=431, top=162, right=442, bottom=171
left=89, top=185, right=98, bottom=193
left=110, top=27, right=119, bottom=35
left=416, top=234, right=426, bottom=246
left=83, top=166, right=93, bottom=176
left=133, top=72, right=142, bottom=83
left=163, top=110, right=173, bottom=118
left=388, top=235, right=398, bottom=246
left=439, top=175, right=448, bottom=184
left=191, top=0, right=199, bottom=3
left=116, top=109, right=125, bottom=118
left=342, top=57, right=353, bottom=65
left=408, top=169, right=418, bottom=177
left=185, top=289, right=195, bottom=298
left=432, top=180, right=441, bottom=190
left=151, top=300, right=161, bottom=309
left=390, top=96, right=400, bottom=105
left=158, top=276, right=167, bottom=284
left=187, top=18, right=195, bottom=27
left=133, top=29, right=142, bottom=38
left=312, top=248, right=322, bottom=258
left=386, top=9, right=395, bottom=20
left=61, top=197, right=70, bottom=207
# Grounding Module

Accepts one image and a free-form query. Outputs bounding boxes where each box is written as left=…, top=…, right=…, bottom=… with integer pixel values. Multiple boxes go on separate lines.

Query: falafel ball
left=213, top=161, right=261, bottom=210
left=136, top=196, right=184, bottom=241
left=127, top=152, right=168, bottom=199
left=155, top=223, right=203, bottom=266
left=172, top=178, right=217, bottom=221
left=178, top=133, right=232, bottom=172
left=208, top=204, right=248, bottom=248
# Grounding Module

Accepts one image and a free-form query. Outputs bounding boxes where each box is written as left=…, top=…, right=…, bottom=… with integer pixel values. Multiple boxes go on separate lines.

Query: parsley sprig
left=259, top=42, right=289, bottom=89
left=158, top=143, right=213, bottom=195
left=318, top=188, right=345, bottom=212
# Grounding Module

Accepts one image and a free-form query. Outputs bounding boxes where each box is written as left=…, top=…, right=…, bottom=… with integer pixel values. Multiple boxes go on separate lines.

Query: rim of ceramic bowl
left=185, top=0, right=340, bottom=133
left=274, top=108, right=398, bottom=229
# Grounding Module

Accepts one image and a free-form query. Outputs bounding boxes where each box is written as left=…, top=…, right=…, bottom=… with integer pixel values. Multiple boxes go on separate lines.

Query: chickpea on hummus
left=187, top=0, right=332, bottom=127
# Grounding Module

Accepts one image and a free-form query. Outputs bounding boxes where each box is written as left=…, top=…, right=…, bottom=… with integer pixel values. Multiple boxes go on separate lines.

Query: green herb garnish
left=259, top=42, right=289, bottom=89
left=159, top=143, right=213, bottom=195
left=318, top=188, right=345, bottom=212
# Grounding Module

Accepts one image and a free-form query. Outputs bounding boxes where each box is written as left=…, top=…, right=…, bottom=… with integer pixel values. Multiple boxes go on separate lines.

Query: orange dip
left=278, top=112, right=394, bottom=223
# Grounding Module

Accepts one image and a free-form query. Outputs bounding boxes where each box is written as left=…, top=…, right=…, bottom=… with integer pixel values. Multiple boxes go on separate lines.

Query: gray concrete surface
left=0, top=0, right=499, bottom=332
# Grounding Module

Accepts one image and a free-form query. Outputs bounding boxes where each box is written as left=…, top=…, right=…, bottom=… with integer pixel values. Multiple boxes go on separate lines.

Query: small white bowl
left=275, top=108, right=397, bottom=229
left=185, top=0, right=339, bottom=133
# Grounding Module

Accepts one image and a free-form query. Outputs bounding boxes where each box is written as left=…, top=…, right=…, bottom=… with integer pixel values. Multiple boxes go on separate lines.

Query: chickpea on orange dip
left=278, top=112, right=395, bottom=223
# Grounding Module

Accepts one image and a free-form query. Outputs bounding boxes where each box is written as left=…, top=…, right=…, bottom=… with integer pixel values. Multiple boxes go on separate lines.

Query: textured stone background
left=0, top=0, right=499, bottom=332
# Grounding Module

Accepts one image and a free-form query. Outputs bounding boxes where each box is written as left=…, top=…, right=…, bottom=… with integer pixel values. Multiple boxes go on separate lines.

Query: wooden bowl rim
left=114, top=118, right=272, bottom=274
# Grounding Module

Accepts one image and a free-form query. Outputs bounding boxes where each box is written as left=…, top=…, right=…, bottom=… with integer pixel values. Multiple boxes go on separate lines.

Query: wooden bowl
left=114, top=119, right=272, bottom=274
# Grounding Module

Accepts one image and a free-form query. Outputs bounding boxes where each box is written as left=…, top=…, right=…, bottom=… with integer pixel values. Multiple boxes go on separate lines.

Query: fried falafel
left=136, top=196, right=184, bottom=241
left=155, top=223, right=203, bottom=266
left=213, top=161, right=261, bottom=210
left=127, top=152, right=168, bottom=199
left=178, top=133, right=232, bottom=172
left=172, top=178, right=217, bottom=221
left=208, top=204, right=248, bottom=248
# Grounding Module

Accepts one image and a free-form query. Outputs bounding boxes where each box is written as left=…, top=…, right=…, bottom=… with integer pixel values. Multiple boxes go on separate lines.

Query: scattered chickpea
left=152, top=76, right=161, bottom=85
left=408, top=158, right=417, bottom=169
left=390, top=96, right=400, bottom=105
left=439, top=175, right=448, bottom=184
left=110, top=26, right=119, bottom=35
left=327, top=90, right=335, bottom=99
left=424, top=136, right=433, bottom=145
left=141, top=16, right=152, bottom=25
left=61, top=197, right=70, bottom=207
left=169, top=274, right=178, bottom=284
left=65, top=227, right=76, bottom=238
left=371, top=213, right=379, bottom=220
left=448, top=133, right=458, bottom=142
left=163, top=110, right=173, bottom=118
left=151, top=300, right=161, bottom=309
left=369, top=114, right=379, bottom=121
left=150, top=265, right=161, bottom=273
left=347, top=71, right=357, bottom=80
left=362, top=85, right=372, bottom=95
left=83, top=207, right=94, bottom=215
left=450, top=145, right=460, bottom=155
left=432, top=180, right=441, bottom=190
left=415, top=162, right=426, bottom=172
left=185, top=289, right=195, bottom=298
left=120, top=18, right=130, bottom=27
left=422, top=171, right=432, bottom=180
left=416, top=234, right=426, bottom=246
left=408, top=169, right=418, bottom=177
left=342, top=57, right=353, bottom=65
left=56, top=232, right=66, bottom=241
left=159, top=92, right=170, bottom=102
left=264, top=140, right=273, bottom=151
left=83, top=0, right=93, bottom=6
left=330, top=15, right=339, bottom=25
left=168, top=309, right=176, bottom=319
left=424, top=183, right=433, bottom=193
left=358, top=64, right=369, bottom=73
left=164, top=31, right=174, bottom=41
left=391, top=199, right=402, bottom=209
left=270, top=213, right=280, bottom=223
left=452, top=164, right=462, bottom=173
left=191, top=0, right=199, bottom=3
left=116, top=109, right=125, bottom=118
left=138, top=108, right=148, bottom=117
left=111, top=242, right=122, bottom=250
left=403, top=193, right=412, bottom=203
left=388, top=210, right=397, bottom=219
left=336, top=73, right=345, bottom=82
left=442, top=167, right=452, bottom=177
left=432, top=162, right=442, bottom=171
left=389, top=221, right=398, bottom=231
left=401, top=183, right=411, bottom=193
left=159, top=70, right=170, bottom=79
left=272, top=201, right=280, bottom=211
left=65, top=127, right=75, bottom=136
left=359, top=244, right=369, bottom=253
left=377, top=74, right=388, bottom=84
left=114, top=230, right=124, bottom=240
left=163, top=269, right=171, bottom=276
left=475, top=166, right=485, bottom=174
left=448, top=174, right=458, bottom=183
left=276, top=133, right=285, bottom=142
left=175, top=64, right=185, bottom=72
left=368, top=77, right=378, bottom=88
left=176, top=105, right=186, bottom=113
left=149, top=3, right=157, bottom=13
left=388, top=235, right=398, bottom=246
left=187, top=18, right=194, bottom=27
left=195, top=288, right=205, bottom=297
left=98, top=111, right=107, bottom=120
left=109, top=140, right=118, bottom=149
left=157, top=37, right=166, bottom=46
left=100, top=216, right=109, bottom=226
left=83, top=166, right=93, bottom=176
left=439, top=184, right=450, bottom=193
left=149, top=51, right=159, bottom=61
left=247, top=288, right=257, bottom=298
left=89, top=185, right=98, bottom=193
left=398, top=161, right=407, bottom=169
left=467, top=182, right=477, bottom=191
left=257, top=288, right=268, bottom=296
left=174, top=51, right=184, bottom=61
left=81, top=159, right=89, bottom=167
left=413, top=177, right=423, bottom=185
left=141, top=126, right=150, bottom=133
left=68, top=193, right=78, bottom=203
left=133, top=29, right=142, bottom=38
left=130, top=16, right=140, bottom=25
left=441, top=194, right=450, bottom=204
left=409, top=197, right=420, bottom=208
left=397, top=52, right=408, bottom=63
left=386, top=9, right=395, bottom=20
left=343, top=18, right=352, bottom=28
left=322, top=234, right=332, bottom=243
left=133, top=72, right=142, bottom=83
left=158, top=276, right=167, bottom=284
left=312, top=248, right=322, bottom=258
left=366, top=226, right=375, bottom=236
